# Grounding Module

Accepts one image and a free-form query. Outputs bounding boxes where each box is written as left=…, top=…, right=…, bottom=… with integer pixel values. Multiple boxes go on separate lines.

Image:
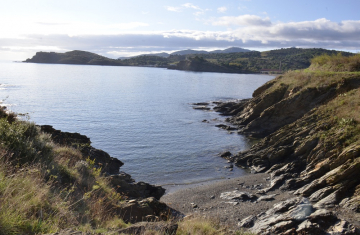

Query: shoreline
left=161, top=169, right=250, bottom=195
left=161, top=173, right=294, bottom=228
left=162, top=62, right=360, bottom=234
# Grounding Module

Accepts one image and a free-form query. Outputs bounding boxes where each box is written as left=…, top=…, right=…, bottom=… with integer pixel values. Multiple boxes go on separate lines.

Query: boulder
left=81, top=146, right=123, bottom=175
left=117, top=197, right=169, bottom=223
left=238, top=215, right=257, bottom=228
left=219, top=191, right=257, bottom=202
left=219, top=151, right=232, bottom=158
left=110, top=173, right=165, bottom=200
left=257, top=194, right=277, bottom=202
left=296, top=220, right=323, bottom=234
left=328, top=220, right=358, bottom=235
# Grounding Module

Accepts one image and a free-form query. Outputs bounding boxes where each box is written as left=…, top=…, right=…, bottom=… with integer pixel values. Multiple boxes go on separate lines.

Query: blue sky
left=1, top=0, right=360, bottom=61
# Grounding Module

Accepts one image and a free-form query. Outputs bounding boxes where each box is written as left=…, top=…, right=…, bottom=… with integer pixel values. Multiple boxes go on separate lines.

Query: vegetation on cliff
left=0, top=106, right=251, bottom=235
left=0, top=106, right=172, bottom=234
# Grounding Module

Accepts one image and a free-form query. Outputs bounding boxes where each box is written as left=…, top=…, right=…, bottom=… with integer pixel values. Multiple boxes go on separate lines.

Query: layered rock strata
left=214, top=70, right=360, bottom=234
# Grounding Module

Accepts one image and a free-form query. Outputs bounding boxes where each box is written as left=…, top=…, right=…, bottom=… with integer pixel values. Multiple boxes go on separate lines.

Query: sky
left=1, top=0, right=360, bottom=61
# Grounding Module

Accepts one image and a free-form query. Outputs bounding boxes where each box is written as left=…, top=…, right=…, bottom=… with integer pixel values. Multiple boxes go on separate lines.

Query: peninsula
left=24, top=47, right=354, bottom=74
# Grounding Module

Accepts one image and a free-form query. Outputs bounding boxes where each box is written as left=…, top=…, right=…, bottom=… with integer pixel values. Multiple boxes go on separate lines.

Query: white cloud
left=217, top=7, right=227, bottom=13
left=213, top=14, right=272, bottom=27
left=2, top=18, right=360, bottom=60
left=182, top=3, right=201, bottom=10
left=194, top=11, right=205, bottom=16
left=0, top=18, right=149, bottom=37
left=166, top=3, right=209, bottom=16
left=165, top=6, right=182, bottom=12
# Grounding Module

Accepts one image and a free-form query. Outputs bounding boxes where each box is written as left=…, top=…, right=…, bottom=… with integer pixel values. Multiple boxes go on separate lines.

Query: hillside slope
left=168, top=56, right=246, bottom=73
left=215, top=54, right=360, bottom=234
left=0, top=107, right=172, bottom=234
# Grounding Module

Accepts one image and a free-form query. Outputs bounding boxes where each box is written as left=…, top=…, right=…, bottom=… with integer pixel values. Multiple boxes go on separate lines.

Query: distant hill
left=24, top=48, right=354, bottom=74
left=170, top=49, right=209, bottom=56
left=118, top=55, right=169, bottom=67
left=191, top=47, right=355, bottom=73
left=120, top=47, right=354, bottom=73
left=118, top=47, right=251, bottom=59
left=118, top=52, right=170, bottom=60
left=170, top=47, right=251, bottom=55
left=168, top=56, right=246, bottom=73
left=210, top=47, right=252, bottom=54
left=24, top=50, right=123, bottom=66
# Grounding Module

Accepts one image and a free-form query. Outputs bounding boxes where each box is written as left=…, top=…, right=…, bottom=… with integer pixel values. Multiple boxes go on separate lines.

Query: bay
left=0, top=62, right=274, bottom=190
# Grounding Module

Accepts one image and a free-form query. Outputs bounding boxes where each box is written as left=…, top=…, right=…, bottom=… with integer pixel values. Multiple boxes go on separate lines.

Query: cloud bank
left=2, top=16, right=360, bottom=60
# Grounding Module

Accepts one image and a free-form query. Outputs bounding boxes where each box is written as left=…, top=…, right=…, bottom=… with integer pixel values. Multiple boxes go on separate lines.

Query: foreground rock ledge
left=212, top=69, right=360, bottom=233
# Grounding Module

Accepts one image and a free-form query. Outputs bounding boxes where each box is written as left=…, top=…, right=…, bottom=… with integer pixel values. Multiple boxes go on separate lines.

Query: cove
left=0, top=62, right=274, bottom=190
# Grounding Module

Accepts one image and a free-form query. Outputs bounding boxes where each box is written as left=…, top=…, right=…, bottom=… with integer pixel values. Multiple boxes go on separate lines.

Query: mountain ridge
left=118, top=47, right=252, bottom=59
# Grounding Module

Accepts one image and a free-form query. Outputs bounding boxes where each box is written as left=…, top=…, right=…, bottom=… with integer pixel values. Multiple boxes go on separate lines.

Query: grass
left=176, top=217, right=254, bottom=235
left=316, top=88, right=360, bottom=150
left=0, top=107, right=130, bottom=234
left=253, top=53, right=360, bottom=167
left=255, top=54, right=360, bottom=101
left=310, top=53, right=360, bottom=72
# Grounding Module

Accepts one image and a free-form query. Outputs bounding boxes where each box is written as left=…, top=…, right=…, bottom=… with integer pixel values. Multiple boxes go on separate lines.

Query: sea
left=0, top=62, right=274, bottom=192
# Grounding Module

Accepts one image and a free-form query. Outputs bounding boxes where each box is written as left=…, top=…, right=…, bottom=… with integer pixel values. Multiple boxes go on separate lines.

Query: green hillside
left=120, top=48, right=354, bottom=73
left=24, top=50, right=123, bottom=66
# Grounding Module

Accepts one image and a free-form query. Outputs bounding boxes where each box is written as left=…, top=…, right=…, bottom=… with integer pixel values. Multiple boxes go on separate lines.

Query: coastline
left=2, top=53, right=360, bottom=234
left=161, top=173, right=294, bottom=227
left=162, top=58, right=360, bottom=234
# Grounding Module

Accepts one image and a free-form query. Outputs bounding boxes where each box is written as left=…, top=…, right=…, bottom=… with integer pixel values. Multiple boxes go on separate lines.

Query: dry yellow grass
left=176, top=216, right=254, bottom=235
left=310, top=53, right=360, bottom=72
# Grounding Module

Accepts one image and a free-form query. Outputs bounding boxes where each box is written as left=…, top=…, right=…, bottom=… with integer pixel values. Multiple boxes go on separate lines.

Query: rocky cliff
left=215, top=54, right=360, bottom=234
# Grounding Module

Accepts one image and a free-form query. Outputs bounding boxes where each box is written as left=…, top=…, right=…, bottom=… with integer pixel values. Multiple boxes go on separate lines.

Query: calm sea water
left=0, top=62, right=274, bottom=190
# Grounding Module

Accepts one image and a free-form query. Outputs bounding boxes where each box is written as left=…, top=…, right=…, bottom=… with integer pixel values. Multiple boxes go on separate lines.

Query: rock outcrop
left=40, top=125, right=124, bottom=175
left=214, top=63, right=360, bottom=233
left=239, top=197, right=359, bottom=234
left=40, top=125, right=170, bottom=226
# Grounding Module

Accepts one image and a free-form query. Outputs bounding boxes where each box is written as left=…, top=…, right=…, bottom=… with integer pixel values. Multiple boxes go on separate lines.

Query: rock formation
left=216, top=55, right=360, bottom=233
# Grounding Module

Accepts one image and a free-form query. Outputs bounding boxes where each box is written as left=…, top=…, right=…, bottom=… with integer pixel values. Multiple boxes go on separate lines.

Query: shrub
left=310, top=53, right=360, bottom=72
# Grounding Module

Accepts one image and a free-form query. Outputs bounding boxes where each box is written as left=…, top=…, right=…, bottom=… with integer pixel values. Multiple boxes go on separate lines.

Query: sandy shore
left=161, top=173, right=295, bottom=228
